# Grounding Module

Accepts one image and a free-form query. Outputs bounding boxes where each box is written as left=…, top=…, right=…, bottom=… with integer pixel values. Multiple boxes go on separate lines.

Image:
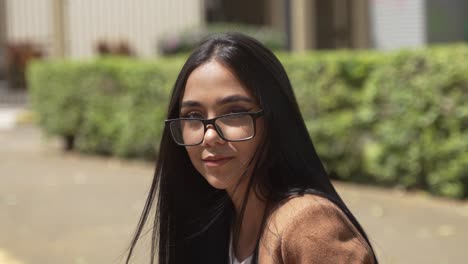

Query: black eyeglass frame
left=165, top=109, right=264, bottom=146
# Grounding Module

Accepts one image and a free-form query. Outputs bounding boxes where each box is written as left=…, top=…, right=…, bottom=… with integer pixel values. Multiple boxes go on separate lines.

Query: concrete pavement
left=1, top=122, right=467, bottom=264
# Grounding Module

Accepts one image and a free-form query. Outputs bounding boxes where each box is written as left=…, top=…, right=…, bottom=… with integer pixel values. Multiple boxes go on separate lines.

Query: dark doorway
left=0, top=0, right=7, bottom=80
left=205, top=0, right=267, bottom=25
left=315, top=0, right=353, bottom=49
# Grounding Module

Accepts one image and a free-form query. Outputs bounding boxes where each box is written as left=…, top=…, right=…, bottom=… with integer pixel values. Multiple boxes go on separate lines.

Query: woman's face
left=180, top=60, right=264, bottom=194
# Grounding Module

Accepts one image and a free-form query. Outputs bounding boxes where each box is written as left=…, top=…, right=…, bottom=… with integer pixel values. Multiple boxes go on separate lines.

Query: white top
left=229, top=234, right=253, bottom=264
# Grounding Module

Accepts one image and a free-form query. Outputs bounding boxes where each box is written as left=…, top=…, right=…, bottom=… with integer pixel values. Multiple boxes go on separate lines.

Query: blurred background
left=1, top=0, right=468, bottom=263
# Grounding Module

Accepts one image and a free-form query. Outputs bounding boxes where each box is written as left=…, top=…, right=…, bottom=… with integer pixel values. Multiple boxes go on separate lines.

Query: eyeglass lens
left=169, top=114, right=255, bottom=145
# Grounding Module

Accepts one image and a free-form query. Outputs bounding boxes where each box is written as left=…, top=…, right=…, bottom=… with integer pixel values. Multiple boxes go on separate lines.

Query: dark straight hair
left=126, top=32, right=378, bottom=264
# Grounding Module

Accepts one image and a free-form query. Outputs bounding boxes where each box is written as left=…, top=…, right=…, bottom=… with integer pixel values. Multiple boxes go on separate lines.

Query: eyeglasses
left=165, top=110, right=264, bottom=146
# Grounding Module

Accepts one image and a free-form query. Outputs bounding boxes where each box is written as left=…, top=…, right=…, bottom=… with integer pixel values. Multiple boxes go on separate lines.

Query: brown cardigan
left=257, top=194, right=376, bottom=264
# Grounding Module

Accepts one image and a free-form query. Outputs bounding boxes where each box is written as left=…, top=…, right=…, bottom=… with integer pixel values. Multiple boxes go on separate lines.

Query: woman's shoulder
left=265, top=194, right=347, bottom=232
left=263, top=195, right=359, bottom=240
left=270, top=194, right=335, bottom=223
left=259, top=194, right=375, bottom=263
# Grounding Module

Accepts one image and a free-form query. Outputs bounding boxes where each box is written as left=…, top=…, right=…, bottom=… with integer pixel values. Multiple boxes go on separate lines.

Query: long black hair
left=126, top=32, right=378, bottom=264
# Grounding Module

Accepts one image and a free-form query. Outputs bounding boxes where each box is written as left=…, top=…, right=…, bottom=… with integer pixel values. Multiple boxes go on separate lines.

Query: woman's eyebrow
left=216, top=95, right=254, bottom=105
left=181, top=95, right=254, bottom=109
left=180, top=100, right=201, bottom=108
left=181, top=95, right=255, bottom=108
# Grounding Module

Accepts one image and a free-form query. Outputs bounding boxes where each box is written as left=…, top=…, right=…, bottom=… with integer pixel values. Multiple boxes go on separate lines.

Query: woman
left=127, top=32, right=378, bottom=264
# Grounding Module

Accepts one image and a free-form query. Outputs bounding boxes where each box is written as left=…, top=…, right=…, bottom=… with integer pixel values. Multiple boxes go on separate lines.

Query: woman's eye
left=183, top=112, right=204, bottom=119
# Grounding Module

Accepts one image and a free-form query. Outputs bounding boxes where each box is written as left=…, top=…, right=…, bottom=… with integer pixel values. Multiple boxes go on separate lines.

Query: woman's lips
left=202, top=157, right=234, bottom=167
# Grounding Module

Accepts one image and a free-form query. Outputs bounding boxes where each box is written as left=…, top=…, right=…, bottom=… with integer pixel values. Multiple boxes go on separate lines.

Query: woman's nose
left=201, top=126, right=225, bottom=146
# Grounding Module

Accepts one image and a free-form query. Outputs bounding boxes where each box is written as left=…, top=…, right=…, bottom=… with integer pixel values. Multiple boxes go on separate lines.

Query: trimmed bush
left=27, top=45, right=468, bottom=198
left=362, top=45, right=468, bottom=198
left=280, top=51, right=385, bottom=182
left=28, top=57, right=183, bottom=158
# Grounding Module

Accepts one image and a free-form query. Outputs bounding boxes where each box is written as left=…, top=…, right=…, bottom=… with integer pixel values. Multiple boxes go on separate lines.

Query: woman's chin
left=204, top=174, right=232, bottom=190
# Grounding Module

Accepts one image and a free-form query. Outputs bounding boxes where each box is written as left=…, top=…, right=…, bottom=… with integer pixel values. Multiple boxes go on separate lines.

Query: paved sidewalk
left=1, top=124, right=467, bottom=264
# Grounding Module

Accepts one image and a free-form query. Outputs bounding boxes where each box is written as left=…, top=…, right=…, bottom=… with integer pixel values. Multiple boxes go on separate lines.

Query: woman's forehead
left=182, top=61, right=257, bottom=103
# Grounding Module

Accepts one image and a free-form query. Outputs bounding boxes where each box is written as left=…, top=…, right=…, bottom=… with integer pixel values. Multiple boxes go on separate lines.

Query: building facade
left=1, top=0, right=467, bottom=76
left=1, top=0, right=204, bottom=59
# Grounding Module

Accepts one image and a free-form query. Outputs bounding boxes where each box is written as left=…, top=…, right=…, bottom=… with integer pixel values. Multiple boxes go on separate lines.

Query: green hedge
left=28, top=46, right=468, bottom=198
left=279, top=51, right=385, bottom=184
left=361, top=45, right=468, bottom=198
left=28, top=57, right=183, bottom=159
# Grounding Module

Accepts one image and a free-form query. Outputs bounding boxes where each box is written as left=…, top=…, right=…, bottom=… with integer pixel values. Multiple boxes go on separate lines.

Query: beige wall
left=67, top=0, right=204, bottom=58
left=290, top=0, right=315, bottom=51
left=5, top=0, right=54, bottom=54
left=4, top=0, right=204, bottom=58
left=351, top=0, right=370, bottom=49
